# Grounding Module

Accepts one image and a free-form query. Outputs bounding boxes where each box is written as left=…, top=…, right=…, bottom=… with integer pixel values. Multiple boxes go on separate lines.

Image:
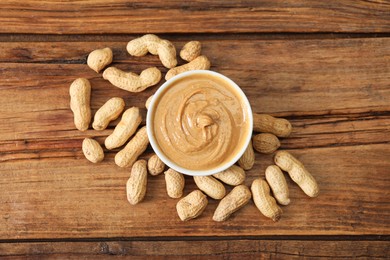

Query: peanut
left=274, top=151, right=319, bottom=197
left=92, top=97, right=125, bottom=130
left=145, top=94, right=154, bottom=110
left=126, top=34, right=177, bottom=69
left=148, top=153, right=165, bottom=176
left=193, top=176, right=226, bottom=200
left=253, top=113, right=292, bottom=137
left=69, top=78, right=91, bottom=131
left=103, top=67, right=161, bottom=93
left=87, top=47, right=113, bottom=73
left=180, top=41, right=201, bottom=62
left=213, top=165, right=246, bottom=186
left=251, top=179, right=282, bottom=222
left=115, top=126, right=149, bottom=168
left=265, top=165, right=290, bottom=205
left=164, top=168, right=185, bottom=198
left=238, top=140, right=255, bottom=170
left=253, top=133, right=280, bottom=154
left=126, top=159, right=147, bottom=205
left=176, top=190, right=208, bottom=221
left=82, top=138, right=104, bottom=163
left=165, top=55, right=211, bottom=80
left=213, top=185, right=251, bottom=222
left=105, top=107, right=142, bottom=150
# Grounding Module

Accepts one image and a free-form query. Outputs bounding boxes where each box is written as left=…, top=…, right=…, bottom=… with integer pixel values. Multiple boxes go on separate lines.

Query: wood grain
left=0, top=37, right=389, bottom=155
left=0, top=36, right=388, bottom=260
left=0, top=1, right=389, bottom=34
left=0, top=143, right=389, bottom=239
left=0, top=240, right=389, bottom=259
left=0, top=0, right=389, bottom=257
left=0, top=37, right=389, bottom=240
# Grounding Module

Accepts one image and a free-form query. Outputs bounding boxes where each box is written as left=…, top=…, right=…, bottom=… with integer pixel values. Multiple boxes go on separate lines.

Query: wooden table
left=1, top=1, right=389, bottom=258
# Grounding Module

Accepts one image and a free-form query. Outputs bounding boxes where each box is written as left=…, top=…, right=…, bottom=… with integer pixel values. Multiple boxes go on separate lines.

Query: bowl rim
left=146, top=70, right=253, bottom=176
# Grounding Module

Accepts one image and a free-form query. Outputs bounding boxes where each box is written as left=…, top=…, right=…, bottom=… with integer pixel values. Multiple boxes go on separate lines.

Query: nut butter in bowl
left=147, top=70, right=253, bottom=176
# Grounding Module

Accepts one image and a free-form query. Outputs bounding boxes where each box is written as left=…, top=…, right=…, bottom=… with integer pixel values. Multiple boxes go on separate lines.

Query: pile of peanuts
left=70, top=34, right=319, bottom=222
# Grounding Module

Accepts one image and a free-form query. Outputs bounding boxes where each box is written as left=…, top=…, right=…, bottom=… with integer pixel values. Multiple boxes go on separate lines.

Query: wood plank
left=1, top=113, right=389, bottom=161
left=0, top=1, right=389, bottom=34
left=0, top=144, right=389, bottom=239
left=0, top=37, right=388, bottom=151
left=0, top=240, right=389, bottom=259
left=0, top=33, right=387, bottom=43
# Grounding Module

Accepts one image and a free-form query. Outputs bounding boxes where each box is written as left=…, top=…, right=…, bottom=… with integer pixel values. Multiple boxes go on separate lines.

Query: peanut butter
left=151, top=73, right=251, bottom=171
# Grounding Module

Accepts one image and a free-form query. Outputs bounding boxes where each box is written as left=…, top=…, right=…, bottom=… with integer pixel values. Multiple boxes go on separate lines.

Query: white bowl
left=146, top=70, right=253, bottom=176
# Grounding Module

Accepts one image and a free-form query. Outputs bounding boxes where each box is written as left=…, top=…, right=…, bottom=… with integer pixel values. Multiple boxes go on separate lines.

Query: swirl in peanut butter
left=153, top=74, right=250, bottom=171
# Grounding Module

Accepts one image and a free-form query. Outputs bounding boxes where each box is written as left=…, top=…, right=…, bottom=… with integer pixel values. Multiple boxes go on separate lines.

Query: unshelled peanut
left=213, top=165, right=246, bottom=186
left=193, top=176, right=226, bottom=200
left=253, top=113, right=292, bottom=137
left=69, top=78, right=91, bottom=131
left=213, top=185, right=251, bottom=222
left=253, top=133, right=280, bottom=154
left=105, top=107, right=142, bottom=150
left=165, top=55, right=211, bottom=80
left=148, top=153, right=165, bottom=176
left=165, top=168, right=185, bottom=198
left=145, top=94, right=154, bottom=109
left=126, top=159, right=147, bottom=205
left=180, top=41, right=201, bottom=62
left=115, top=126, right=149, bottom=168
left=176, top=190, right=208, bottom=221
left=82, top=138, right=104, bottom=163
left=87, top=47, right=113, bottom=73
left=265, top=165, right=290, bottom=205
left=238, top=140, right=255, bottom=170
left=92, top=97, right=125, bottom=130
left=251, top=178, right=282, bottom=222
left=103, top=67, right=161, bottom=93
left=274, top=151, right=319, bottom=197
left=127, top=34, right=177, bottom=69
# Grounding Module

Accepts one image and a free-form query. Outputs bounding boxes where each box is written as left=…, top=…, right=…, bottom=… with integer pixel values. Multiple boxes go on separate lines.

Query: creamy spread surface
left=152, top=74, right=250, bottom=171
